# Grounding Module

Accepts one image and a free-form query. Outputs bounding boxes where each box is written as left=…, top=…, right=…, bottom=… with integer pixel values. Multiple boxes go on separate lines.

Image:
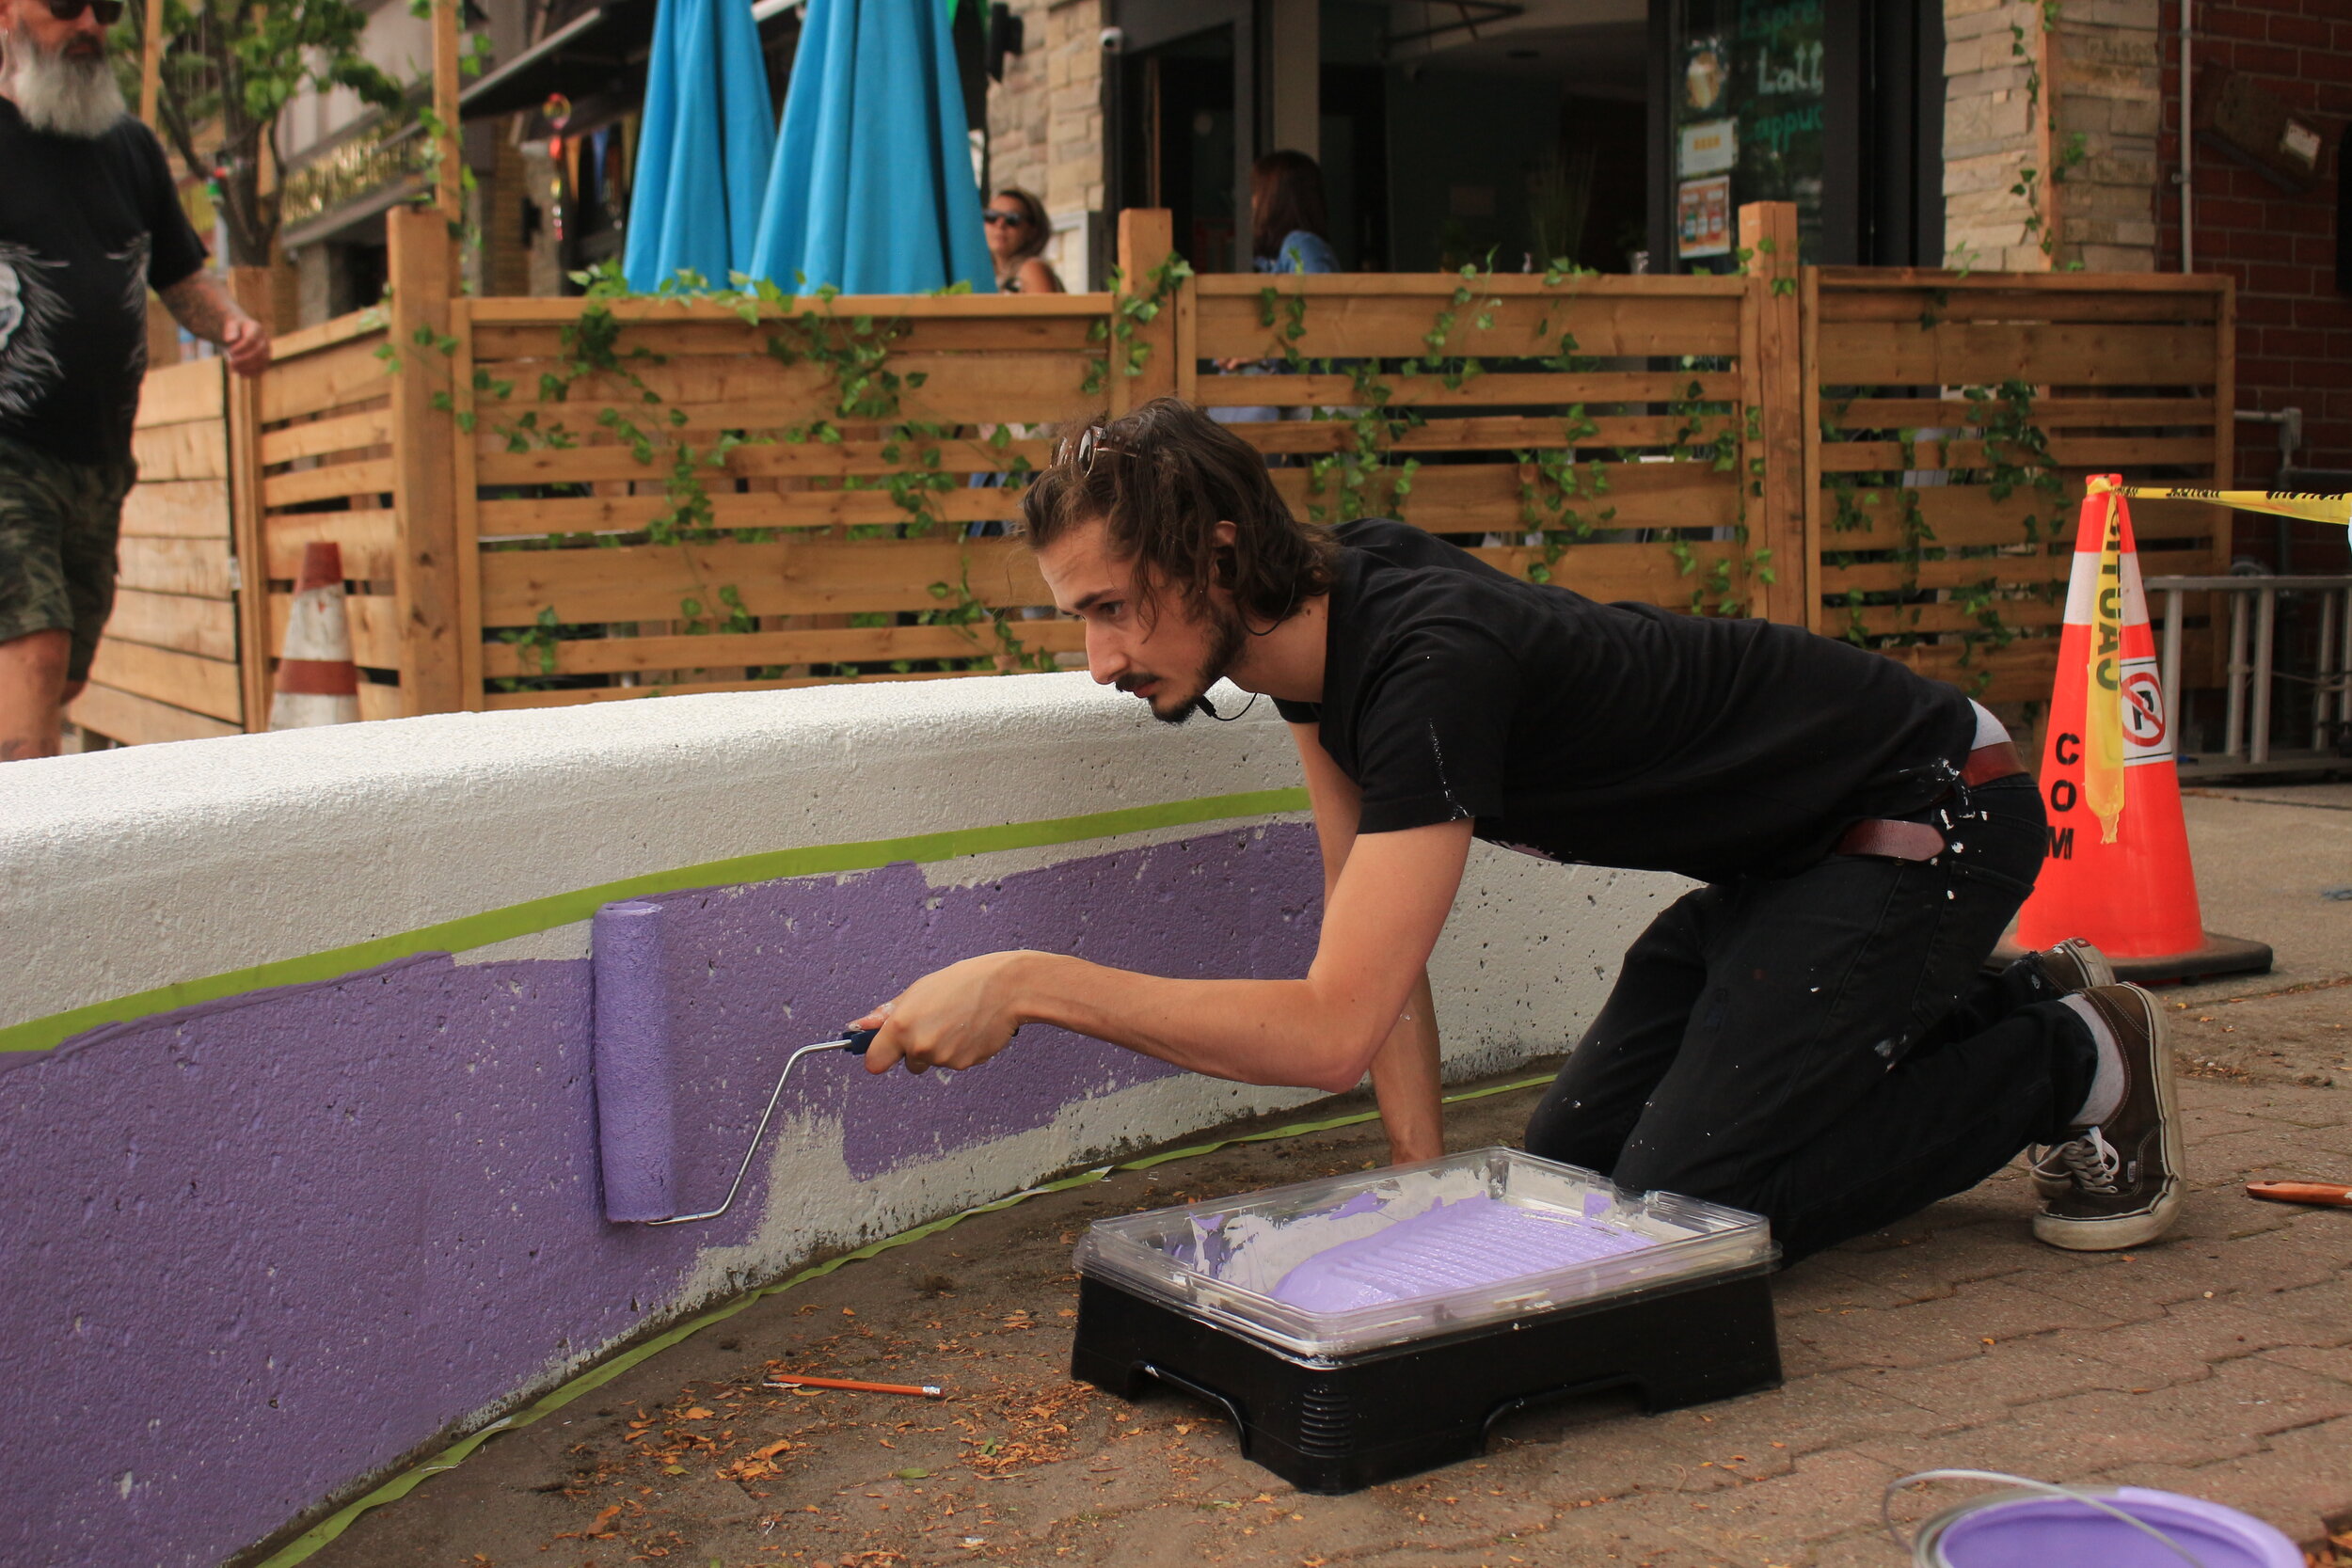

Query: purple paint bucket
left=1891, top=1471, right=2303, bottom=1568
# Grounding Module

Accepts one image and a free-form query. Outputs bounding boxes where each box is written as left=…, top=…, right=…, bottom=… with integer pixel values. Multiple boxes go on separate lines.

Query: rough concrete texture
left=297, top=1068, right=2352, bottom=1568
left=2168, top=784, right=2352, bottom=1090
left=294, top=786, right=2352, bottom=1568
left=0, top=672, right=1689, bottom=1567
left=0, top=673, right=1308, bottom=1034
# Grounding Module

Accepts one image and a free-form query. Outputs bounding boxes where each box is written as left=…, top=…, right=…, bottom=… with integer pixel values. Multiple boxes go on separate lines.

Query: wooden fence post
left=1110, top=209, right=1179, bottom=416
left=224, top=269, right=273, bottom=729
left=1737, top=201, right=1807, bottom=626
left=386, top=206, right=467, bottom=716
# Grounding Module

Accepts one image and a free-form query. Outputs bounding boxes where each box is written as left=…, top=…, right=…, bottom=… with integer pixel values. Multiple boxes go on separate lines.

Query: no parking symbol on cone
left=2010, top=476, right=2269, bottom=984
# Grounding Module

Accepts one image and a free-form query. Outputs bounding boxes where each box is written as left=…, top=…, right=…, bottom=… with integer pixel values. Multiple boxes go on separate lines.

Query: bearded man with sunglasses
left=0, top=0, right=268, bottom=761
left=849, top=399, right=2186, bottom=1262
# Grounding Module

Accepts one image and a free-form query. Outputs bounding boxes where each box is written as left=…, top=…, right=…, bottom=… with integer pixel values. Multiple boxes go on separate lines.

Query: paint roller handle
left=827, top=1026, right=881, bottom=1054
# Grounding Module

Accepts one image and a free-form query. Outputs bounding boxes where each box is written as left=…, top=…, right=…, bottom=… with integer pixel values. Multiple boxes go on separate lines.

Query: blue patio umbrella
left=621, top=0, right=776, bottom=292
left=749, top=0, right=996, bottom=294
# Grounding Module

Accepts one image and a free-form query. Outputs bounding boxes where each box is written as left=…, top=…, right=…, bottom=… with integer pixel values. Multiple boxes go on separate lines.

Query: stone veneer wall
left=985, top=0, right=1108, bottom=290
left=1945, top=0, right=2164, bottom=273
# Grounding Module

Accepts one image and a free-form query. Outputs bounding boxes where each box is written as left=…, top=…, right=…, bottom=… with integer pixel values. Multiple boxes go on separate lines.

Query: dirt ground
left=297, top=785, right=2352, bottom=1568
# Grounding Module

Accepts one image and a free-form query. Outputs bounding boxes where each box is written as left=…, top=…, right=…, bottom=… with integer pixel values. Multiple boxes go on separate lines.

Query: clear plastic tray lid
left=1074, top=1146, right=1776, bottom=1360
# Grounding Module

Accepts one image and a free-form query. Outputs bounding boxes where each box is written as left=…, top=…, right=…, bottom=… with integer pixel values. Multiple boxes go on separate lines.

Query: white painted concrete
left=1, top=673, right=1678, bottom=1064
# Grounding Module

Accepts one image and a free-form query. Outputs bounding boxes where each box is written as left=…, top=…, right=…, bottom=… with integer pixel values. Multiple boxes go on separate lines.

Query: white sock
left=2061, top=992, right=2125, bottom=1125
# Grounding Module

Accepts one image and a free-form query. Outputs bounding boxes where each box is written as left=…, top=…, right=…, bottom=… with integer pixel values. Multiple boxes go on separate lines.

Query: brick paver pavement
left=307, top=1066, right=2352, bottom=1568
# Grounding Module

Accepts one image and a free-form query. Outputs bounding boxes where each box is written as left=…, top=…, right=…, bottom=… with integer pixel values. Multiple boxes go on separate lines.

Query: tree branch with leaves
left=113, top=0, right=419, bottom=265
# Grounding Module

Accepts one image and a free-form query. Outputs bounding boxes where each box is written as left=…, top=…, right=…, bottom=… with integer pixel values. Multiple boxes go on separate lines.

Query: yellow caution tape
left=2104, top=483, right=2350, bottom=530
left=2085, top=490, right=2126, bottom=845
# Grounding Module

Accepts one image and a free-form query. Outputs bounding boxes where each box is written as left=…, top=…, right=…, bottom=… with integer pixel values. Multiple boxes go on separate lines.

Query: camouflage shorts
left=0, top=435, right=137, bottom=683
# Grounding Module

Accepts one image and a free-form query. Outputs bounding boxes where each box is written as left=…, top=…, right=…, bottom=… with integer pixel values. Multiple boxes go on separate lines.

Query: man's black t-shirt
left=0, top=101, right=209, bottom=464
left=1273, top=520, right=1977, bottom=883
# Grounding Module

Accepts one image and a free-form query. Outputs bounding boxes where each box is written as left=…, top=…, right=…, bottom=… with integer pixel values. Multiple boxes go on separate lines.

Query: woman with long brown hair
left=1250, top=150, right=1340, bottom=276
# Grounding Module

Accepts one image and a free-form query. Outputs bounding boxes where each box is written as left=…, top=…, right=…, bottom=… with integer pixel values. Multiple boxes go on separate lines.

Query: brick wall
left=2157, top=0, right=2352, bottom=501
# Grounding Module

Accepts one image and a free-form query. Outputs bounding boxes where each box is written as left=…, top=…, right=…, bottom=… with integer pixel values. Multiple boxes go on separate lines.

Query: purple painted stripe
left=0, top=826, right=1319, bottom=1568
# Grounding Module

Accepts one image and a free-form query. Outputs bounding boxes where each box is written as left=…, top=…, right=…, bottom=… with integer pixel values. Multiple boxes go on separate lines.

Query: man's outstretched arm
left=158, top=274, right=270, bottom=377
left=854, top=816, right=1473, bottom=1095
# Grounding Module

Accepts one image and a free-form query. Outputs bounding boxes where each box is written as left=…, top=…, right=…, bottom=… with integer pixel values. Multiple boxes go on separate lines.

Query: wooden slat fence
left=77, top=203, right=2240, bottom=745
left=1805, top=269, right=2233, bottom=702
left=68, top=356, right=245, bottom=745
left=251, top=308, right=402, bottom=721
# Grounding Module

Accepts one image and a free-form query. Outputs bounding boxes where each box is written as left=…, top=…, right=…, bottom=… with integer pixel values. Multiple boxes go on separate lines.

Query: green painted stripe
left=251, top=1072, right=1555, bottom=1568
left=0, top=787, right=1310, bottom=1057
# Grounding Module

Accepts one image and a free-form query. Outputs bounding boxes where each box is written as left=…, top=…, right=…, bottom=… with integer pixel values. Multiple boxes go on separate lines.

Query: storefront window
left=1673, top=0, right=1824, bottom=269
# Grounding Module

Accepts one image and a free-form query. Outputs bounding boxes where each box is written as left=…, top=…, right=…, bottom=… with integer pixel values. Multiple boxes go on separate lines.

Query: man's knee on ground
left=1608, top=1145, right=1779, bottom=1221
left=1523, top=1100, right=1632, bottom=1179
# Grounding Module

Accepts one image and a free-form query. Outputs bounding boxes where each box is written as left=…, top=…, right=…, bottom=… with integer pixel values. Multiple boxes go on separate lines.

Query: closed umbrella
left=749, top=0, right=996, bottom=294
left=621, top=0, right=776, bottom=292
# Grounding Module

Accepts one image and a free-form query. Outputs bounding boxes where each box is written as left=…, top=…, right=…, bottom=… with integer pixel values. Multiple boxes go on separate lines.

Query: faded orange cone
left=2010, top=476, right=2269, bottom=983
left=268, top=541, right=361, bottom=730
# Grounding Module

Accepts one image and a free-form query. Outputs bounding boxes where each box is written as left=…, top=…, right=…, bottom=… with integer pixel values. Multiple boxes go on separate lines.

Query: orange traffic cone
left=2010, top=476, right=2269, bottom=983
left=267, top=541, right=361, bottom=730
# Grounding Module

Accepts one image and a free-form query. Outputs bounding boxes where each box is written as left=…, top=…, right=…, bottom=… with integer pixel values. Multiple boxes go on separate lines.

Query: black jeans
left=1524, top=776, right=2098, bottom=1264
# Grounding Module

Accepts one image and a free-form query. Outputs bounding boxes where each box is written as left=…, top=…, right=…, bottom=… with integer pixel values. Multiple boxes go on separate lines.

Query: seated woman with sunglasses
left=983, top=189, right=1063, bottom=296
left=1, top=0, right=270, bottom=764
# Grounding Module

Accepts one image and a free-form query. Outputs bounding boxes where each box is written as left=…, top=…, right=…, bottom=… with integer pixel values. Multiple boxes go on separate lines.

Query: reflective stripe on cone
left=269, top=541, right=361, bottom=730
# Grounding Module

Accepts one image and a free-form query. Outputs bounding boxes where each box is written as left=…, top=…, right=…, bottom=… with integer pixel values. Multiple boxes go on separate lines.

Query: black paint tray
left=1069, top=1146, right=1783, bottom=1493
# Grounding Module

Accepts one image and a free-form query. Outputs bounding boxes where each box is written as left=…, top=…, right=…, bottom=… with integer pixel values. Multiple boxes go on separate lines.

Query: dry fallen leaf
left=681, top=1406, right=715, bottom=1420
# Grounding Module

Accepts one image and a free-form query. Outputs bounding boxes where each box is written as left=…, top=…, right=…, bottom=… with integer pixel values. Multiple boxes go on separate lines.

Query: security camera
left=1099, top=25, right=1125, bottom=52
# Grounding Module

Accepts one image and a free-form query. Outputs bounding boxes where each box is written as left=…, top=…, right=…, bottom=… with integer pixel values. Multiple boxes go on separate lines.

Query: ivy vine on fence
left=1242, top=259, right=1760, bottom=614
left=1819, top=364, right=2066, bottom=696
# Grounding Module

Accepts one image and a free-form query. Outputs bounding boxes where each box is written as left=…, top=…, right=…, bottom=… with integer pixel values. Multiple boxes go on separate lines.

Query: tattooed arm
left=158, top=273, right=270, bottom=378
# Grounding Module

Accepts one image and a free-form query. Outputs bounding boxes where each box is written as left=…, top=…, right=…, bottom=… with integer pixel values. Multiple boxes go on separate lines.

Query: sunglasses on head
left=982, top=210, right=1028, bottom=228
left=44, top=0, right=126, bottom=23
left=1057, top=424, right=1125, bottom=474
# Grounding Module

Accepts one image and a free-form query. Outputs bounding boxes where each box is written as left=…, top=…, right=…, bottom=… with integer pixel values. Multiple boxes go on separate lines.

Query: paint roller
left=592, top=899, right=878, bottom=1225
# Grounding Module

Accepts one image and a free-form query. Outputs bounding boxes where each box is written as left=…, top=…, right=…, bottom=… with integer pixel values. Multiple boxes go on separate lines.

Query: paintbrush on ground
left=2245, top=1180, right=2352, bottom=1208
left=763, top=1374, right=945, bottom=1399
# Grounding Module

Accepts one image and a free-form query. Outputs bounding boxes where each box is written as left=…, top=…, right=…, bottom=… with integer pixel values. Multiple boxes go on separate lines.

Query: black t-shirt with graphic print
left=0, top=100, right=208, bottom=465
left=1273, top=519, right=1977, bottom=884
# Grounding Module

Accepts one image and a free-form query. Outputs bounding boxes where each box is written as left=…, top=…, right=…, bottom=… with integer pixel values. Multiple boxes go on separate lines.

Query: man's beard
left=5, top=22, right=127, bottom=139
left=1120, top=600, right=1248, bottom=726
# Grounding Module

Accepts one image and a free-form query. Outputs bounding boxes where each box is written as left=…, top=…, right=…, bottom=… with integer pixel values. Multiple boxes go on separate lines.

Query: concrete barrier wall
left=0, top=673, right=1685, bottom=1568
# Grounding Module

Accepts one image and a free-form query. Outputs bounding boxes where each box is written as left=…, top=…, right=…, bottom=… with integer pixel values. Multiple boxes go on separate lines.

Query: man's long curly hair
left=1016, top=398, right=1337, bottom=628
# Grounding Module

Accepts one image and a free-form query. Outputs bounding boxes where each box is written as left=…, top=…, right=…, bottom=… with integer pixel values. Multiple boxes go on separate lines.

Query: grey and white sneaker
left=2034, top=983, right=2185, bottom=1251
left=2024, top=939, right=2119, bottom=1197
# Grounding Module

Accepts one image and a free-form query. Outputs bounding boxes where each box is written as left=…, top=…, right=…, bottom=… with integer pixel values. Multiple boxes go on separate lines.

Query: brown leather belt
left=1832, top=741, right=2029, bottom=862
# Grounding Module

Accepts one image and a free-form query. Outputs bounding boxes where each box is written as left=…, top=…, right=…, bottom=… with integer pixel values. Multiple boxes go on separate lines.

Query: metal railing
left=2150, top=574, right=2352, bottom=770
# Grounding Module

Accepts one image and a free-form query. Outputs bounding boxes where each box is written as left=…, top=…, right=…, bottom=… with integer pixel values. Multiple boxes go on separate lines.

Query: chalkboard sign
left=1673, top=0, right=1825, bottom=267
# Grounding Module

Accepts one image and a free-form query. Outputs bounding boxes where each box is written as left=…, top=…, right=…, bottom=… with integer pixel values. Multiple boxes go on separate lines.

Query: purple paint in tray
left=1271, top=1196, right=1652, bottom=1311
left=1074, top=1147, right=1777, bottom=1360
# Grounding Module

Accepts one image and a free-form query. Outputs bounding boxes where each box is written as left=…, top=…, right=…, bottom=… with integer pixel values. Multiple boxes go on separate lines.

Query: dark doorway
left=1109, top=0, right=1256, bottom=274
left=1318, top=62, right=1389, bottom=271
left=1120, top=30, right=1244, bottom=274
